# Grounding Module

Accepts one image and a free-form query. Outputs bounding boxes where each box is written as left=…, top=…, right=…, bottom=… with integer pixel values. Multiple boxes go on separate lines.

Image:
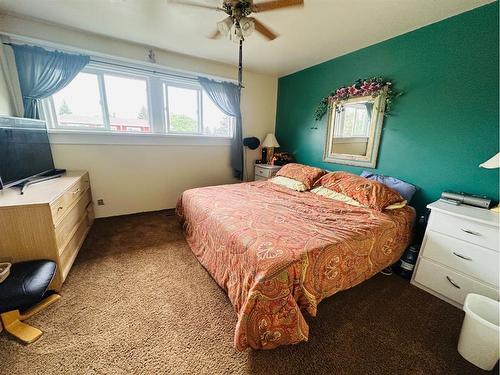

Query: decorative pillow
left=311, top=186, right=407, bottom=210
left=275, top=163, right=325, bottom=190
left=314, top=171, right=405, bottom=211
left=361, top=171, right=417, bottom=202
left=269, top=176, right=307, bottom=192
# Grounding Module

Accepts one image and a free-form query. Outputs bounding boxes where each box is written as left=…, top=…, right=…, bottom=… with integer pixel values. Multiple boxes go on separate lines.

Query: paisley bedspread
left=176, top=181, right=415, bottom=351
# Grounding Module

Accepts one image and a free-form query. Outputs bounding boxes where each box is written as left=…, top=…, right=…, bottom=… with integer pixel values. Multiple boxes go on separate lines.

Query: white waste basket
left=457, top=293, right=500, bottom=371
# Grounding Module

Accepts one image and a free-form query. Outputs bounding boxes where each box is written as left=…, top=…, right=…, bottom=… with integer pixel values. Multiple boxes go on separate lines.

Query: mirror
left=324, top=93, right=386, bottom=168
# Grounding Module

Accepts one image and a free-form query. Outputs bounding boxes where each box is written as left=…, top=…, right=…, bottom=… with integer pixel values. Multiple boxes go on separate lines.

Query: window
left=165, top=85, right=199, bottom=134
left=203, top=92, right=233, bottom=137
left=49, top=70, right=151, bottom=133
left=163, top=82, right=234, bottom=136
left=44, top=63, right=234, bottom=138
left=104, top=74, right=151, bottom=133
left=52, top=72, right=105, bottom=129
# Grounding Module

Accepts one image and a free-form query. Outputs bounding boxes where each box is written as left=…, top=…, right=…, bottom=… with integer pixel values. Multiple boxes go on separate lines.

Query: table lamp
left=479, top=152, right=499, bottom=212
left=262, top=133, right=280, bottom=164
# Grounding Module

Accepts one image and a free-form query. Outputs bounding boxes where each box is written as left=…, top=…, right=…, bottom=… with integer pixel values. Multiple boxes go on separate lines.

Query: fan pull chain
left=238, top=39, right=243, bottom=88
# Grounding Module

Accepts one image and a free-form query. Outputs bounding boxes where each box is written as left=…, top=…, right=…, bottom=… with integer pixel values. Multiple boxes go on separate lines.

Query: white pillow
left=385, top=200, right=407, bottom=210
left=269, top=176, right=308, bottom=192
left=310, top=186, right=362, bottom=206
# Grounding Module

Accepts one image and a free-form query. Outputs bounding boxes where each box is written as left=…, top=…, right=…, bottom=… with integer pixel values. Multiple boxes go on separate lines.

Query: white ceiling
left=0, top=0, right=493, bottom=76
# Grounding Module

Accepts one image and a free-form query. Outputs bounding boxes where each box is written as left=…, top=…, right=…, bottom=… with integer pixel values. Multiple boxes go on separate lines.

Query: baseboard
left=164, top=208, right=176, bottom=216
left=95, top=208, right=177, bottom=220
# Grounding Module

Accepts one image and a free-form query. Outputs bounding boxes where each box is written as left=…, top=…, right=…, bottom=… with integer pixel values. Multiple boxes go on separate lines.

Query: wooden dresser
left=411, top=200, right=499, bottom=307
left=0, top=171, right=94, bottom=291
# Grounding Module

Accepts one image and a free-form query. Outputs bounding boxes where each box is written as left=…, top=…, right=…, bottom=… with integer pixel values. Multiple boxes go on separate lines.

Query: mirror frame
left=323, top=91, right=387, bottom=168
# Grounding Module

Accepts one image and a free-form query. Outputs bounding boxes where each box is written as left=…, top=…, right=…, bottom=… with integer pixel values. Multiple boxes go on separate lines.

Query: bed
left=176, top=180, right=415, bottom=351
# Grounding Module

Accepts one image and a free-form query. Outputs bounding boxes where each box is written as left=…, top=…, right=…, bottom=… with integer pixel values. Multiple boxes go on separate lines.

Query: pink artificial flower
left=348, top=86, right=360, bottom=96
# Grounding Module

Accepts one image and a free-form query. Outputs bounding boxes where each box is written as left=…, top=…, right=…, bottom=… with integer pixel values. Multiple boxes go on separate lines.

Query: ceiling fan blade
left=252, top=18, right=278, bottom=40
left=169, top=0, right=223, bottom=11
left=252, top=0, right=303, bottom=12
left=208, top=29, right=222, bottom=39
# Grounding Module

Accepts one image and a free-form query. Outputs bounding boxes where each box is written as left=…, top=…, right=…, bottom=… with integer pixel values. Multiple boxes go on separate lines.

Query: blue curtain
left=199, top=77, right=243, bottom=180
left=11, top=45, right=90, bottom=119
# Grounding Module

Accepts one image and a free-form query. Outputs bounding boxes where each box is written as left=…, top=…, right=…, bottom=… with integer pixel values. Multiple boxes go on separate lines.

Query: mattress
left=176, top=180, right=415, bottom=350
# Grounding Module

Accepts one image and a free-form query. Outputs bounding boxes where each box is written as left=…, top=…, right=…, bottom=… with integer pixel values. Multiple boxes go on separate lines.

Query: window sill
left=48, top=129, right=233, bottom=146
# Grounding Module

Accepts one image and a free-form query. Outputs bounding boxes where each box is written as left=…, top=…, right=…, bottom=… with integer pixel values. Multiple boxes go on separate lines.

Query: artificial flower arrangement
left=314, top=77, right=400, bottom=121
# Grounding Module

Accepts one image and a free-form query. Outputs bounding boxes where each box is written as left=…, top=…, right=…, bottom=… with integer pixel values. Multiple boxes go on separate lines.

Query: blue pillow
left=361, top=171, right=417, bottom=202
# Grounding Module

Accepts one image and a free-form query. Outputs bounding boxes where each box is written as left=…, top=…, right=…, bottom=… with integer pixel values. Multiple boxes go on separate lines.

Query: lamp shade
left=479, top=152, right=500, bottom=169
left=262, top=133, right=280, bottom=148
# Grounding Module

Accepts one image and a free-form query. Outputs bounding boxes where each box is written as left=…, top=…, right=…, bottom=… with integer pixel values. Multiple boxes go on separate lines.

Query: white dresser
left=254, top=164, right=282, bottom=181
left=411, top=201, right=499, bottom=307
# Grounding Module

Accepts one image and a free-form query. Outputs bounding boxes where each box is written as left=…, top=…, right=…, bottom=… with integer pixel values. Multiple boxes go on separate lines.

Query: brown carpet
left=0, top=211, right=491, bottom=374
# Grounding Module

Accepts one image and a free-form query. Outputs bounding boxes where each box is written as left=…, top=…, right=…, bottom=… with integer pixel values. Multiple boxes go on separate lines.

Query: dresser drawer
left=50, top=174, right=90, bottom=224
left=422, top=231, right=499, bottom=286
left=255, top=167, right=272, bottom=178
left=429, top=211, right=499, bottom=251
left=59, top=214, right=90, bottom=280
left=87, top=203, right=95, bottom=226
left=54, top=189, right=92, bottom=250
left=414, top=258, right=499, bottom=305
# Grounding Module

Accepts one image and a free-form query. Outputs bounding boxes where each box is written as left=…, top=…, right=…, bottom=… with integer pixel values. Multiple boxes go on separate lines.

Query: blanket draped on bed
left=176, top=181, right=415, bottom=351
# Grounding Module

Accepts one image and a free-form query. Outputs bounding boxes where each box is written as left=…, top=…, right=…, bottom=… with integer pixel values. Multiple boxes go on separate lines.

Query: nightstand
left=411, top=200, right=499, bottom=308
left=254, top=164, right=282, bottom=181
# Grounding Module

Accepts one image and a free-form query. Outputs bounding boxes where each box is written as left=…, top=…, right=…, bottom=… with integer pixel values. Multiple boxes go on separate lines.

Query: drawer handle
left=452, top=252, right=472, bottom=261
left=461, top=228, right=481, bottom=236
left=57, top=206, right=64, bottom=212
left=446, top=276, right=461, bottom=289
left=72, top=188, right=81, bottom=195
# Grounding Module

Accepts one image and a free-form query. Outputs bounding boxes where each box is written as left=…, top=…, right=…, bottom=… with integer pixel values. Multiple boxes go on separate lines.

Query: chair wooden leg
left=1, top=310, right=43, bottom=344
left=20, top=294, right=61, bottom=320
left=0, top=293, right=61, bottom=344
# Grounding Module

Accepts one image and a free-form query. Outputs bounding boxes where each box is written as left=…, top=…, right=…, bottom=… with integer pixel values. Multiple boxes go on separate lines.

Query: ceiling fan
left=171, top=0, right=304, bottom=87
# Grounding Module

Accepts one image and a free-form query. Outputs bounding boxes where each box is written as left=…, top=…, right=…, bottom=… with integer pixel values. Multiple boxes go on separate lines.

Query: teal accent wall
left=275, top=2, right=499, bottom=214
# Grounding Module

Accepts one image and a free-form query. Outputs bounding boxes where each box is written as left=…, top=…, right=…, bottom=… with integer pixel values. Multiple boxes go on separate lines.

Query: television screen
left=0, top=117, right=55, bottom=189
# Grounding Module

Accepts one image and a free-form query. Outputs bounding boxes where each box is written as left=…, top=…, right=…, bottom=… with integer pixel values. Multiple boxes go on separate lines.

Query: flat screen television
left=0, top=116, right=56, bottom=190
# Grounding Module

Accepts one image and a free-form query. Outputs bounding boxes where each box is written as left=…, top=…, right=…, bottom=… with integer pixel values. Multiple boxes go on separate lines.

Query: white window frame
left=46, top=67, right=153, bottom=133
left=163, top=80, right=203, bottom=135
left=99, top=68, right=153, bottom=133
left=43, top=70, right=109, bottom=133
left=42, top=62, right=234, bottom=140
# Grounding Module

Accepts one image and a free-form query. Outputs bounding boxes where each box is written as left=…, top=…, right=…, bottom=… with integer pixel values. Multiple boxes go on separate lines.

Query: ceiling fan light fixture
left=239, top=17, right=255, bottom=37
left=217, top=16, right=233, bottom=36
left=174, top=0, right=302, bottom=88
left=230, top=23, right=244, bottom=43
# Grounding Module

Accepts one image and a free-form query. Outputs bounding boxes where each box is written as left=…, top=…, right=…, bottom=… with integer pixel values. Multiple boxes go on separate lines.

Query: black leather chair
left=0, top=260, right=60, bottom=344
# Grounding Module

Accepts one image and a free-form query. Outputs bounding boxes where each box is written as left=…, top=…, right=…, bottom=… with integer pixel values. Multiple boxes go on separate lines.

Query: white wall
left=0, top=14, right=278, bottom=218
left=51, top=143, right=235, bottom=216
left=0, top=62, right=13, bottom=115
